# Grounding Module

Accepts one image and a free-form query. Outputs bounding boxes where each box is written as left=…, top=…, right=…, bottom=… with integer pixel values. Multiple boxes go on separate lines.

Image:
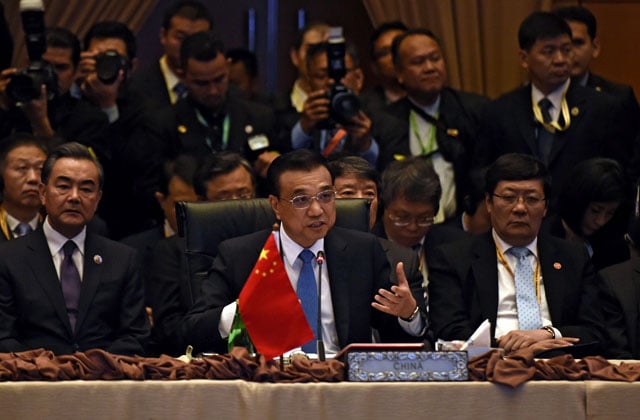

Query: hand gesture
left=372, top=262, right=419, bottom=319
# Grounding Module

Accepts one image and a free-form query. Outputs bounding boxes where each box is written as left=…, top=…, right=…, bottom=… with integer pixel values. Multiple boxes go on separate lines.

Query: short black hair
left=162, top=0, right=213, bottom=31
left=226, top=48, right=258, bottom=79
left=41, top=142, right=104, bottom=189
left=180, top=30, right=225, bottom=70
left=485, top=153, right=551, bottom=200
left=46, top=27, right=81, bottom=67
left=380, top=157, right=441, bottom=212
left=369, top=21, right=407, bottom=59
left=84, top=21, right=136, bottom=60
left=391, top=28, right=442, bottom=68
left=0, top=132, right=47, bottom=192
left=518, top=11, right=572, bottom=51
left=158, top=154, right=198, bottom=196
left=194, top=151, right=255, bottom=198
left=554, top=6, right=597, bottom=40
left=267, top=149, right=332, bottom=197
left=558, top=158, right=627, bottom=236
left=292, top=21, right=330, bottom=51
left=328, top=155, right=379, bottom=192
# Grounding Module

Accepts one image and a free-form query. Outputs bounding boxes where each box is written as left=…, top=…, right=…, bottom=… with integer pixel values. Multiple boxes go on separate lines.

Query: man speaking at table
left=180, top=149, right=426, bottom=356
left=429, top=153, right=606, bottom=355
left=0, top=142, right=149, bottom=355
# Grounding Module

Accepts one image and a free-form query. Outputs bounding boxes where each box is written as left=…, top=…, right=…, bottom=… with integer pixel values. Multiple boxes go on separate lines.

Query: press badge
left=248, top=134, right=270, bottom=151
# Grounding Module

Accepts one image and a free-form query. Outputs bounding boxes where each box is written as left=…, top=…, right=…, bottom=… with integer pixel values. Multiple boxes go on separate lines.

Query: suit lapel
left=516, top=86, right=539, bottom=156
left=75, top=234, right=103, bottom=333
left=324, top=231, right=350, bottom=347
left=537, top=236, right=566, bottom=324
left=471, top=234, right=499, bottom=334
left=548, top=83, right=585, bottom=165
left=27, top=230, right=73, bottom=334
left=388, top=99, right=412, bottom=157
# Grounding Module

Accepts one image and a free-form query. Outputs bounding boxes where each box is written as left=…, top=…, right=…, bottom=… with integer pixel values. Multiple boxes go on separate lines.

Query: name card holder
left=336, top=343, right=468, bottom=382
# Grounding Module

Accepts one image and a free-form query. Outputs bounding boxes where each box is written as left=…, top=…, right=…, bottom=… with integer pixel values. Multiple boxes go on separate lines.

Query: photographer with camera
left=291, top=32, right=379, bottom=166
left=0, top=24, right=109, bottom=157
left=78, top=21, right=165, bottom=240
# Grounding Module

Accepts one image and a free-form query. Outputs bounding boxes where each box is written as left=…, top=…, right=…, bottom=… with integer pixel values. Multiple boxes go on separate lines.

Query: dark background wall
left=136, top=0, right=375, bottom=95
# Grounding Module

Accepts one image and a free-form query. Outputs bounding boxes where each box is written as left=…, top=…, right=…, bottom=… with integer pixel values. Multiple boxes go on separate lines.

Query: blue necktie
left=173, top=82, right=187, bottom=101
left=297, top=249, right=318, bottom=353
left=61, top=241, right=82, bottom=333
left=14, top=222, right=32, bottom=237
left=509, top=246, right=542, bottom=330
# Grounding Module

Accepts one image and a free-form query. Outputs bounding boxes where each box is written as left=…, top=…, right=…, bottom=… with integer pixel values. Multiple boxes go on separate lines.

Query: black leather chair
left=175, top=198, right=370, bottom=305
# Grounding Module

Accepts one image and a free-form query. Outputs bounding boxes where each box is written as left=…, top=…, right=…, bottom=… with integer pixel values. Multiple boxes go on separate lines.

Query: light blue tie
left=297, top=249, right=318, bottom=353
left=509, top=246, right=542, bottom=330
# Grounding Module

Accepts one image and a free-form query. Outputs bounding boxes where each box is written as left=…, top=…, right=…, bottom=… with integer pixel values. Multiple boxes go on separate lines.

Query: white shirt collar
left=491, top=228, right=538, bottom=259
left=531, top=78, right=569, bottom=114
left=279, top=224, right=325, bottom=267
left=5, top=211, right=39, bottom=234
left=42, top=217, right=87, bottom=257
left=409, top=95, right=441, bottom=117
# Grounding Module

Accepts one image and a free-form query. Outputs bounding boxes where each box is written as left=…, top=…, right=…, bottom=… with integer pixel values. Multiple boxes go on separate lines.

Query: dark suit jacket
left=97, top=88, right=165, bottom=239
left=379, top=89, right=489, bottom=211
left=129, top=61, right=172, bottom=111
left=120, top=226, right=166, bottom=307
left=166, top=92, right=282, bottom=165
left=541, top=214, right=630, bottom=272
left=0, top=228, right=150, bottom=355
left=428, top=232, right=606, bottom=353
left=148, top=235, right=192, bottom=356
left=179, top=227, right=424, bottom=354
left=0, top=93, right=110, bottom=158
left=475, top=82, right=632, bottom=204
left=598, top=258, right=640, bottom=359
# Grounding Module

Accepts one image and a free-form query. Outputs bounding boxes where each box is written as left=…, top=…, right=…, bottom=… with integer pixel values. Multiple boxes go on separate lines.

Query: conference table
left=0, top=378, right=638, bottom=419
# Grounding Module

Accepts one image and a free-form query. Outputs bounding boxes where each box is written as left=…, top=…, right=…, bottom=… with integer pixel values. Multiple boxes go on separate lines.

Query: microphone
left=20, top=0, right=46, bottom=63
left=316, top=250, right=326, bottom=361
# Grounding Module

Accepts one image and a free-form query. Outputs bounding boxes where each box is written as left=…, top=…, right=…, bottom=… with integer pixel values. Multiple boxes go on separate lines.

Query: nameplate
left=346, top=351, right=468, bottom=382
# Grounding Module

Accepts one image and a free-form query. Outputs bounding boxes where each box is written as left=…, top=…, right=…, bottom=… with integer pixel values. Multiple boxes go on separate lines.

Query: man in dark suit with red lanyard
left=0, top=142, right=149, bottom=355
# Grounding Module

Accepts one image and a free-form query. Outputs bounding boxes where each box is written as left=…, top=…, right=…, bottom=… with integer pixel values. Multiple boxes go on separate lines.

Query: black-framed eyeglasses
left=387, top=213, right=435, bottom=228
left=281, top=190, right=336, bottom=209
left=492, top=193, right=546, bottom=207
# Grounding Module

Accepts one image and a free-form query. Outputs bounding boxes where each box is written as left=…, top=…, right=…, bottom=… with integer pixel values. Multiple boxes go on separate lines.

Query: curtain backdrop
left=362, top=0, right=566, bottom=98
left=3, top=0, right=158, bottom=67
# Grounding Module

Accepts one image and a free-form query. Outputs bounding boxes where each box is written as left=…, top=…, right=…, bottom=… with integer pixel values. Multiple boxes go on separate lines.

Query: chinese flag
left=238, top=233, right=314, bottom=358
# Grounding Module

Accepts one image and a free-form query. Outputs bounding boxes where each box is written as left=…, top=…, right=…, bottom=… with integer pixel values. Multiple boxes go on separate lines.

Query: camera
left=5, top=0, right=58, bottom=105
left=94, top=50, right=129, bottom=85
left=326, top=27, right=360, bottom=126
left=6, top=63, right=57, bottom=105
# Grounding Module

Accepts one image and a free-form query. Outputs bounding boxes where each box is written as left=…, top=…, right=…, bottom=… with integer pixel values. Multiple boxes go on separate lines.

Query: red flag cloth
left=238, top=233, right=314, bottom=359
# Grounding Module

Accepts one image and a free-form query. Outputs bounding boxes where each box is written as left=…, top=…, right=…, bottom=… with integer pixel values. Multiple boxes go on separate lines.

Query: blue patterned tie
left=297, top=249, right=318, bottom=353
left=509, top=246, right=542, bottom=330
left=61, top=241, right=82, bottom=333
left=14, top=222, right=32, bottom=237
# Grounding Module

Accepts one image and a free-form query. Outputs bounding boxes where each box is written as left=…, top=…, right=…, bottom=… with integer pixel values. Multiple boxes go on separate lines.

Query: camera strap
left=321, top=128, right=346, bottom=157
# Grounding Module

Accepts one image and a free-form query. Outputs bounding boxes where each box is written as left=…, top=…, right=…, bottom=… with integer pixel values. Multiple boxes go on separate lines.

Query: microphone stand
left=316, top=250, right=326, bottom=361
